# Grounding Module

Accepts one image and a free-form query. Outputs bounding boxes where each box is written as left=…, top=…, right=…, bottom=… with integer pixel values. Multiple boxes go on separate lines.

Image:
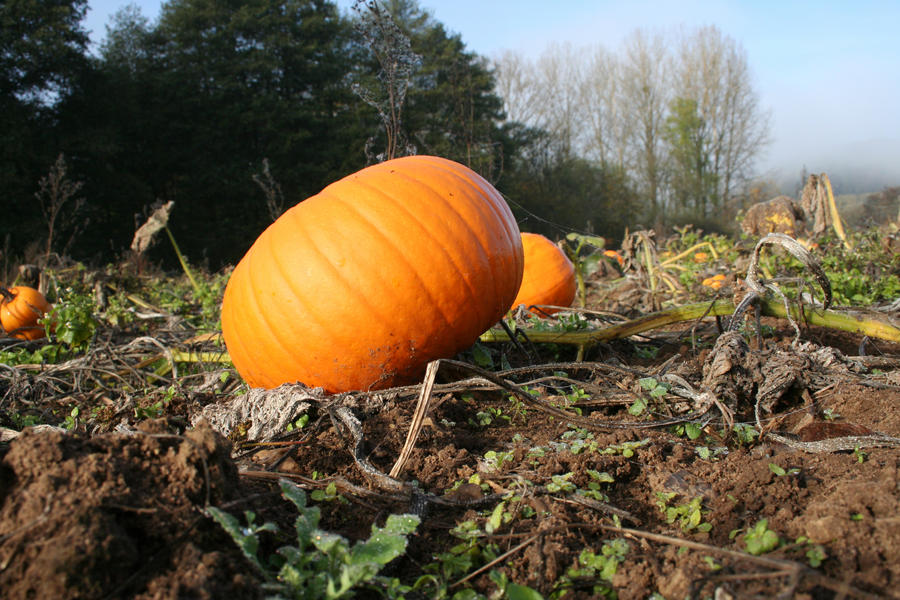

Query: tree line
left=1, top=0, right=771, bottom=271
left=494, top=26, right=772, bottom=229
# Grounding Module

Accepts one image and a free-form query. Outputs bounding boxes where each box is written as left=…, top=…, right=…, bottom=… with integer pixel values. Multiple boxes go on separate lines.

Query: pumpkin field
left=1, top=157, right=900, bottom=600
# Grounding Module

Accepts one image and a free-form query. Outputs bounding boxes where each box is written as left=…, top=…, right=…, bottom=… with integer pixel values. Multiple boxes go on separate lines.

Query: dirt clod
left=0, top=420, right=260, bottom=600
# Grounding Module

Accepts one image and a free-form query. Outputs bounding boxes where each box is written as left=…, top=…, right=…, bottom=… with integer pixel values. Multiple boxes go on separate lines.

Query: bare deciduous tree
left=494, top=43, right=589, bottom=157
left=492, top=25, right=771, bottom=227
left=618, top=29, right=671, bottom=224
left=36, top=153, right=86, bottom=260
left=581, top=45, right=628, bottom=167
left=533, top=42, right=588, bottom=157
left=493, top=49, right=542, bottom=127
left=672, top=25, right=772, bottom=215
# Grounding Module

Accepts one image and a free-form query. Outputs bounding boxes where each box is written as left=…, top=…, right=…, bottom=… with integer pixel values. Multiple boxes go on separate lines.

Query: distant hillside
left=768, top=138, right=900, bottom=196
left=836, top=187, right=900, bottom=228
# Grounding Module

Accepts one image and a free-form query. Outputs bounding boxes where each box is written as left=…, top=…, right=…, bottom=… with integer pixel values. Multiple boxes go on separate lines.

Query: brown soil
left=1, top=319, right=899, bottom=599
left=0, top=422, right=262, bottom=599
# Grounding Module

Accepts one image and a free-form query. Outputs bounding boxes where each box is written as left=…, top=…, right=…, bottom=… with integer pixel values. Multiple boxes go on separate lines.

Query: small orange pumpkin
left=603, top=249, right=624, bottom=266
left=511, top=233, right=576, bottom=315
left=0, top=286, right=52, bottom=340
left=701, top=274, right=726, bottom=290
left=222, top=155, right=524, bottom=392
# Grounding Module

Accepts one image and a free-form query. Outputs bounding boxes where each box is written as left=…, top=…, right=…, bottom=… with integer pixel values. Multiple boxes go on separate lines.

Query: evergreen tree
left=63, top=0, right=361, bottom=266
left=0, top=0, right=89, bottom=259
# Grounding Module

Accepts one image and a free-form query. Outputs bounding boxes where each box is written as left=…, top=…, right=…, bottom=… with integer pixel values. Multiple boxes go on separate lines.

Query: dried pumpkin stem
left=480, top=298, right=900, bottom=346
left=821, top=173, right=852, bottom=251
left=164, top=226, right=202, bottom=295
left=659, top=240, right=720, bottom=266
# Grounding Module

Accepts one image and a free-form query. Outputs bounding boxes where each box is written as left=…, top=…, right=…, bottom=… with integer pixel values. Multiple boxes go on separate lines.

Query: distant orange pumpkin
left=603, top=249, right=624, bottom=266
left=701, top=274, right=726, bottom=290
left=0, top=286, right=52, bottom=340
left=511, top=233, right=577, bottom=315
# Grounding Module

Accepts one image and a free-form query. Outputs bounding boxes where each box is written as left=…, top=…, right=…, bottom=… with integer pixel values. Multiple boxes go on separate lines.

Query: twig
left=451, top=534, right=541, bottom=588
left=390, top=360, right=439, bottom=478
left=766, top=432, right=900, bottom=453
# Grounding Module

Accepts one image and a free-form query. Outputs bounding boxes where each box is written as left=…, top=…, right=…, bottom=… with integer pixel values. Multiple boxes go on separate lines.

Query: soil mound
left=0, top=420, right=260, bottom=600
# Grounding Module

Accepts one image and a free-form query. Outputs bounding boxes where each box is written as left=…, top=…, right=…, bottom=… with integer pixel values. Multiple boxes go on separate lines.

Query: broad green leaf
left=506, top=582, right=545, bottom=600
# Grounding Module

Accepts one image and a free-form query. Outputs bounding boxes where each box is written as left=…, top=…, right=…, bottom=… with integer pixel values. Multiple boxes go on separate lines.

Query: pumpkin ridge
left=283, top=194, right=415, bottom=338
left=416, top=157, right=522, bottom=270
left=318, top=187, right=459, bottom=334
left=230, top=254, right=303, bottom=387
left=333, top=174, right=491, bottom=329
left=388, top=163, right=516, bottom=321
left=257, top=209, right=393, bottom=374
left=221, top=266, right=273, bottom=386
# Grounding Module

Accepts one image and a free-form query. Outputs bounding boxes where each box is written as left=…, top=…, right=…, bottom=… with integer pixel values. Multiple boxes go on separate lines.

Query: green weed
left=740, top=518, right=780, bottom=555
left=208, top=478, right=419, bottom=599
left=655, top=493, right=712, bottom=533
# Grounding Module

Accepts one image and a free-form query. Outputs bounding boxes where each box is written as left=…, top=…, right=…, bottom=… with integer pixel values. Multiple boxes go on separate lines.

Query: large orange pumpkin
left=222, top=155, right=524, bottom=392
left=511, top=233, right=576, bottom=315
left=0, top=286, right=52, bottom=340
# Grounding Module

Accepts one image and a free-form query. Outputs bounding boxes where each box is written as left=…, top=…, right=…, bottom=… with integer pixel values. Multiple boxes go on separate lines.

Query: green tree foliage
left=0, top=0, right=625, bottom=268
left=405, top=18, right=506, bottom=179
left=0, top=0, right=89, bottom=258
left=57, top=0, right=365, bottom=265
left=664, top=97, right=718, bottom=220
left=505, top=132, right=638, bottom=243
left=0, top=0, right=88, bottom=103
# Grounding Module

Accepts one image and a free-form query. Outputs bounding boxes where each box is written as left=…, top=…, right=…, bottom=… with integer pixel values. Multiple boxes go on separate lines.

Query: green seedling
left=485, top=501, right=513, bottom=534
left=768, top=463, right=801, bottom=477
left=579, top=470, right=615, bottom=501
left=470, top=342, right=494, bottom=369
left=694, top=445, right=727, bottom=461
left=628, top=396, right=648, bottom=416
left=671, top=422, right=703, bottom=440
left=483, top=450, right=515, bottom=471
left=559, top=427, right=598, bottom=455
left=655, top=492, right=712, bottom=533
left=208, top=479, right=419, bottom=599
left=600, top=438, right=651, bottom=458
left=822, top=408, right=840, bottom=421
left=134, top=384, right=177, bottom=419
left=638, top=377, right=669, bottom=397
left=742, top=518, right=780, bottom=555
left=62, top=406, right=80, bottom=431
left=470, top=407, right=509, bottom=428
left=546, top=472, right=576, bottom=494
left=560, top=387, right=589, bottom=415
left=733, top=423, right=759, bottom=445
left=286, top=413, right=309, bottom=432
left=310, top=481, right=347, bottom=504
left=794, top=536, right=827, bottom=568
left=506, top=387, right=535, bottom=422
left=633, top=345, right=660, bottom=359
left=46, top=287, right=99, bottom=349
left=552, top=538, right=630, bottom=599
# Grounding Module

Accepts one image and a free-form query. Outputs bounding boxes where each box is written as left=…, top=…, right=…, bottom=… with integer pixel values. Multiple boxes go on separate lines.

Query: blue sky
left=83, top=0, right=900, bottom=188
